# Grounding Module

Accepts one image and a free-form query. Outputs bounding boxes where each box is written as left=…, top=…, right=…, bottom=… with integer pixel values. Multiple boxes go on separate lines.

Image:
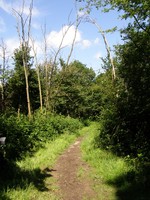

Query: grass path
left=81, top=123, right=150, bottom=200
left=0, top=133, right=78, bottom=200
left=1, top=123, right=149, bottom=200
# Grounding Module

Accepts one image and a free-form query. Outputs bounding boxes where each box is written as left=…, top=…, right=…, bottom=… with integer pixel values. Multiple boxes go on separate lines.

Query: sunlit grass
left=0, top=133, right=78, bottom=200
left=18, top=134, right=77, bottom=169
left=81, top=123, right=136, bottom=200
left=1, top=122, right=149, bottom=200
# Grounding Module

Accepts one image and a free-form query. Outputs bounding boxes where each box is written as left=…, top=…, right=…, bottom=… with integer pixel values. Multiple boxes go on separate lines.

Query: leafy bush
left=32, top=111, right=83, bottom=141
left=0, top=114, right=34, bottom=160
left=0, top=110, right=83, bottom=161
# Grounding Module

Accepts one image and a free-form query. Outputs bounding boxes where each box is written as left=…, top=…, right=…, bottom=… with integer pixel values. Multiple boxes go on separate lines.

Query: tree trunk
left=0, top=39, right=9, bottom=112
left=13, top=0, right=33, bottom=118
left=37, top=65, right=43, bottom=112
left=89, top=17, right=116, bottom=80
left=22, top=48, right=31, bottom=117
left=31, top=38, right=43, bottom=112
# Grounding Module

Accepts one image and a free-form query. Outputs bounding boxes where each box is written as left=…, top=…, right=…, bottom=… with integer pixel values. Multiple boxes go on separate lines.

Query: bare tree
left=47, top=10, right=83, bottom=113
left=39, top=8, right=82, bottom=112
left=41, top=23, right=51, bottom=111
left=13, top=0, right=34, bottom=118
left=66, top=5, right=82, bottom=66
left=30, top=37, right=43, bottom=112
left=76, top=0, right=116, bottom=79
left=88, top=17, right=116, bottom=80
left=41, top=19, right=74, bottom=111
left=0, top=39, right=9, bottom=112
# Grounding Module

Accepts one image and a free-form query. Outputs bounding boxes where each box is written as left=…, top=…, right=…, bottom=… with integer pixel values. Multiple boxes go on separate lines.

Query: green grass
left=81, top=122, right=150, bottom=200
left=1, top=122, right=149, bottom=200
left=0, top=133, right=78, bottom=200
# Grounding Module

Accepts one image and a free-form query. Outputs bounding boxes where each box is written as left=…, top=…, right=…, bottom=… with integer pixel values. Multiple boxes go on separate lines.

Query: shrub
left=0, top=110, right=83, bottom=161
left=0, top=114, right=34, bottom=160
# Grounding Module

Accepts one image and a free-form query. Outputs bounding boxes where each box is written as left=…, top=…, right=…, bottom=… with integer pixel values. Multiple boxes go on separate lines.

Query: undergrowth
left=0, top=111, right=83, bottom=160
left=81, top=122, right=150, bottom=200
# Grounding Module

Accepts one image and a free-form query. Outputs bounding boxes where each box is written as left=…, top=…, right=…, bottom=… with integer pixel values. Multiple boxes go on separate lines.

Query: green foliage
left=114, top=30, right=150, bottom=158
left=54, top=60, right=97, bottom=119
left=0, top=111, right=83, bottom=161
left=98, top=29, right=150, bottom=160
left=0, top=114, right=34, bottom=160
left=5, top=46, right=39, bottom=114
left=81, top=123, right=150, bottom=200
left=79, top=0, right=150, bottom=162
left=32, top=110, right=83, bottom=142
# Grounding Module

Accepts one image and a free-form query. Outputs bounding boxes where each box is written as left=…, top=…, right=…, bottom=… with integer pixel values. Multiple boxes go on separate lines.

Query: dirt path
left=52, top=137, right=97, bottom=200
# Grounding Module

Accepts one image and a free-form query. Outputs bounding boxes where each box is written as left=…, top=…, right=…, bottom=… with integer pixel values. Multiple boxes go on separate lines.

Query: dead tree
left=87, top=16, right=116, bottom=80
left=40, top=8, right=82, bottom=112
left=49, top=10, right=83, bottom=111
left=66, top=5, right=82, bottom=66
left=41, top=20, right=74, bottom=111
left=0, top=39, right=9, bottom=112
left=13, top=0, right=34, bottom=118
left=30, top=37, right=43, bottom=112
left=41, top=23, right=51, bottom=111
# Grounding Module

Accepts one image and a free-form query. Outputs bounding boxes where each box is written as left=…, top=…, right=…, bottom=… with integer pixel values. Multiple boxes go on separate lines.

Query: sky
left=0, top=0, right=129, bottom=73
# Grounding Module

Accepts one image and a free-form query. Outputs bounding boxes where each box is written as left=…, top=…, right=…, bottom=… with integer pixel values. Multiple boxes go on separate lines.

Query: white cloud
left=0, top=37, right=19, bottom=65
left=95, top=52, right=102, bottom=60
left=80, top=39, right=91, bottom=48
left=0, top=17, right=5, bottom=32
left=32, top=22, right=41, bottom=30
left=94, top=37, right=100, bottom=44
left=5, top=37, right=19, bottom=54
left=47, top=25, right=81, bottom=49
left=1, top=37, right=44, bottom=64
left=0, top=0, right=11, bottom=13
left=0, top=0, right=39, bottom=17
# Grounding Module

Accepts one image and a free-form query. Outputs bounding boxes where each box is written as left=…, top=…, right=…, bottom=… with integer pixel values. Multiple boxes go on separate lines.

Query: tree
left=76, top=1, right=116, bottom=80
left=31, top=37, right=43, bottom=112
left=13, top=0, right=34, bottom=118
left=41, top=22, right=73, bottom=111
left=88, top=17, right=116, bottom=80
left=115, top=30, right=150, bottom=156
left=77, top=0, right=150, bottom=35
left=54, top=60, right=96, bottom=118
left=40, top=9, right=83, bottom=112
left=7, top=47, right=39, bottom=115
left=0, top=39, right=10, bottom=112
left=78, top=0, right=150, bottom=159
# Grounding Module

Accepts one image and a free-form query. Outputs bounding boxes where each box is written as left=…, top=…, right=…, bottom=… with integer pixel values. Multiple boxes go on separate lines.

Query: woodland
left=0, top=0, right=150, bottom=199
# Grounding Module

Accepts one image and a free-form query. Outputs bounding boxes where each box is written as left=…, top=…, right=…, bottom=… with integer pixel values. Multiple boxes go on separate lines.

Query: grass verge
left=81, top=122, right=150, bottom=200
left=0, top=133, right=78, bottom=200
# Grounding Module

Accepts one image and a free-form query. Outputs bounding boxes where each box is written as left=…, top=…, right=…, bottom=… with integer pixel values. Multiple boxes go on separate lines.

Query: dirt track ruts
left=52, top=137, right=96, bottom=200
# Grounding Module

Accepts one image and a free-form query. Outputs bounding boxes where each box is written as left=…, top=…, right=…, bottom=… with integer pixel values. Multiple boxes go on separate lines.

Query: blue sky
left=0, top=0, right=129, bottom=73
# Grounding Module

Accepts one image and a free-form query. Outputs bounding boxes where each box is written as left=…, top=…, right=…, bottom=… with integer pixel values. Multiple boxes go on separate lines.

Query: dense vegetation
left=74, top=0, right=150, bottom=160
left=81, top=123, right=150, bottom=200
left=0, top=0, right=150, bottom=198
left=0, top=111, right=82, bottom=160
